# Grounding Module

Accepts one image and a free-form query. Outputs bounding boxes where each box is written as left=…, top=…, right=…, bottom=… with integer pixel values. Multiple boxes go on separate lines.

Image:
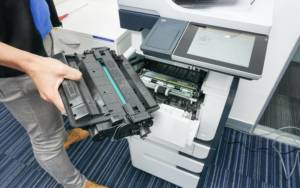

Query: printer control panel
left=141, top=17, right=269, bottom=80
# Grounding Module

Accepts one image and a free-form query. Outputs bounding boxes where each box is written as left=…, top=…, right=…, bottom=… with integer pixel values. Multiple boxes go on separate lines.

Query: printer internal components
left=53, top=47, right=159, bottom=141
left=141, top=71, right=199, bottom=103
left=135, top=59, right=207, bottom=120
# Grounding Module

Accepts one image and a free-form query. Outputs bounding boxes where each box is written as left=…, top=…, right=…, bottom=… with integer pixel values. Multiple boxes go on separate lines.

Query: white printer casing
left=121, top=22, right=238, bottom=188
left=118, top=0, right=273, bottom=35
left=127, top=71, right=234, bottom=188
left=117, top=0, right=273, bottom=187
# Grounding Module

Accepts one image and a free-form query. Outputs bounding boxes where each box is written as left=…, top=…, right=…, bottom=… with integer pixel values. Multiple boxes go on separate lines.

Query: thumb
left=63, top=66, right=82, bottom=81
left=53, top=77, right=67, bottom=114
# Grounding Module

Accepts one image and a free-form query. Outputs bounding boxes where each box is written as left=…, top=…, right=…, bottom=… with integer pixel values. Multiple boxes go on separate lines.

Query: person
left=0, top=1, right=107, bottom=187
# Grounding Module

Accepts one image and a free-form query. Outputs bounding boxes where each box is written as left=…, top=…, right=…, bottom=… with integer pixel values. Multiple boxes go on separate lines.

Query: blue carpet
left=0, top=102, right=300, bottom=188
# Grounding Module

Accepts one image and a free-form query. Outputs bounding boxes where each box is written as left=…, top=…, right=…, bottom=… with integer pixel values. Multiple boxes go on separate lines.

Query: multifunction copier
left=116, top=0, right=273, bottom=187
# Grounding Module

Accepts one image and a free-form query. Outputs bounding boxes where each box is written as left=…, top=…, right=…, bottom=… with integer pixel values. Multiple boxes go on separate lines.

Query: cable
left=111, top=123, right=126, bottom=142
left=221, top=135, right=300, bottom=155
left=222, top=126, right=300, bottom=180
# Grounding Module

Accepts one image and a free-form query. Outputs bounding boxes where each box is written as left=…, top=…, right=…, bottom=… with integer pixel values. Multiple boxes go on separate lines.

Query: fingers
left=41, top=91, right=66, bottom=114
left=63, top=66, right=82, bottom=81
left=53, top=96, right=67, bottom=114
left=53, top=77, right=67, bottom=114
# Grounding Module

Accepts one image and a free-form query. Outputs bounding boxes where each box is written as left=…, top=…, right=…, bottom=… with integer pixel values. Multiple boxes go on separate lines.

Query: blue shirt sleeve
left=30, top=0, right=53, bottom=40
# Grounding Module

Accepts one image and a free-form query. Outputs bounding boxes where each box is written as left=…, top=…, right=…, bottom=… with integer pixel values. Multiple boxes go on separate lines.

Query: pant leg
left=0, top=74, right=87, bottom=187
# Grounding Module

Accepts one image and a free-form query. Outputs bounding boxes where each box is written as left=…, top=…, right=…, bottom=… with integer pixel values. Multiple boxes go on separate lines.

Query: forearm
left=0, top=42, right=42, bottom=74
left=0, top=41, right=81, bottom=113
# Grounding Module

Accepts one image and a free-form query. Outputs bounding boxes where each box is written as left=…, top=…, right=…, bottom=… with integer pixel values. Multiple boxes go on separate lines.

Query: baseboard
left=226, top=118, right=253, bottom=133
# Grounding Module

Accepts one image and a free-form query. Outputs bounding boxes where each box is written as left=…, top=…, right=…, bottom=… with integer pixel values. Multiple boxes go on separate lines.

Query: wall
left=53, top=0, right=68, bottom=6
left=227, top=0, right=300, bottom=132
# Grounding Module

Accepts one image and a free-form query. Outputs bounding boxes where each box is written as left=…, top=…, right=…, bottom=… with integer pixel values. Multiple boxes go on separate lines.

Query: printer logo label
left=161, top=19, right=166, bottom=22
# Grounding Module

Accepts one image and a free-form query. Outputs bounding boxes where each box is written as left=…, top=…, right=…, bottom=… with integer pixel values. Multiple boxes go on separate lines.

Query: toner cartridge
left=53, top=47, right=159, bottom=142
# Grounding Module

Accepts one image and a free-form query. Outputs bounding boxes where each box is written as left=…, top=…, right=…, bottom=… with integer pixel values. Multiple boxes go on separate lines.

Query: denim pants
left=0, top=34, right=87, bottom=188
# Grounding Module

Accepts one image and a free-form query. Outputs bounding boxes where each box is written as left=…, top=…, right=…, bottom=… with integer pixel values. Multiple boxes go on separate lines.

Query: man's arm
left=0, top=42, right=82, bottom=114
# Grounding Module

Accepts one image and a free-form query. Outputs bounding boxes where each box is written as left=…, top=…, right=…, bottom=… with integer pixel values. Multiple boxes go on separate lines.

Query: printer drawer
left=146, top=134, right=210, bottom=159
left=129, top=137, right=204, bottom=173
left=128, top=137, right=201, bottom=188
left=51, top=30, right=117, bottom=54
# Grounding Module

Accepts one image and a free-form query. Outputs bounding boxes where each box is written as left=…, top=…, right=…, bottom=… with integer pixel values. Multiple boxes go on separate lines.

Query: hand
left=0, top=42, right=82, bottom=114
left=27, top=57, right=82, bottom=114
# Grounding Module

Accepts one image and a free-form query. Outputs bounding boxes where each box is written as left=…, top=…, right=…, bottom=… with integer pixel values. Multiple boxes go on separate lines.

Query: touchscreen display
left=187, top=27, right=255, bottom=67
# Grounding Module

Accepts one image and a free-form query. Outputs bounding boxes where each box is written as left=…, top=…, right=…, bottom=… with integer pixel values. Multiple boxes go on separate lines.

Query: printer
left=115, top=0, right=273, bottom=187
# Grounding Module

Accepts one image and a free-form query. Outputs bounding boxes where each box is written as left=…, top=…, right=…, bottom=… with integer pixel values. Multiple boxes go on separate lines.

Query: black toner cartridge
left=53, top=47, right=159, bottom=142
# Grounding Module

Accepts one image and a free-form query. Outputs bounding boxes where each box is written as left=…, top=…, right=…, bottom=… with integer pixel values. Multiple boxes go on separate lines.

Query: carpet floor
left=0, top=102, right=300, bottom=188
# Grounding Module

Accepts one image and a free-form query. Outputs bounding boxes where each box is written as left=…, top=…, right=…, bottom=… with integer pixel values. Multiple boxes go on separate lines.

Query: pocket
left=16, top=74, right=39, bottom=95
left=0, top=77, right=24, bottom=102
left=0, top=90, right=4, bottom=99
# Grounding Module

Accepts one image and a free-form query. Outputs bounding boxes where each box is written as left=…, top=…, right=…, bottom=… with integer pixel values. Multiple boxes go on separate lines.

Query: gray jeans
left=0, top=34, right=87, bottom=188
